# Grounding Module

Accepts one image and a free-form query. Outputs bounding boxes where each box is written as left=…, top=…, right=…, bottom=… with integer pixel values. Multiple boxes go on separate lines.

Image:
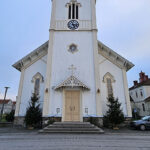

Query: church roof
left=54, top=75, right=90, bottom=90
left=98, top=41, right=134, bottom=71
left=13, top=40, right=134, bottom=72
left=12, top=41, right=48, bottom=71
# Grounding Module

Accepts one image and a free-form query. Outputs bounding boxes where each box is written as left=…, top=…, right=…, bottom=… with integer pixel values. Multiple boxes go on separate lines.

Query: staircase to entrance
left=39, top=122, right=104, bottom=134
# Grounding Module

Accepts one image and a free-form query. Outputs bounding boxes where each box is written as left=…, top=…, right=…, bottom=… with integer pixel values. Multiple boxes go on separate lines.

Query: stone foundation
left=83, top=117, right=103, bottom=127
left=42, top=117, right=61, bottom=127
left=14, top=116, right=25, bottom=127
left=14, top=116, right=131, bottom=128
left=124, top=117, right=132, bottom=126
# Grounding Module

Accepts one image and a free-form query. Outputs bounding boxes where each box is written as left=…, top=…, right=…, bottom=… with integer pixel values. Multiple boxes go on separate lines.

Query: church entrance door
left=64, top=90, right=80, bottom=122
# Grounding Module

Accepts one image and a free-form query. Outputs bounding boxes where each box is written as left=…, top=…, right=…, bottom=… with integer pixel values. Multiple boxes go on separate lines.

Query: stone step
left=53, top=122, right=91, bottom=125
left=43, top=127, right=100, bottom=131
left=39, top=122, right=104, bottom=134
left=47, top=124, right=95, bottom=128
left=39, top=130, right=104, bottom=134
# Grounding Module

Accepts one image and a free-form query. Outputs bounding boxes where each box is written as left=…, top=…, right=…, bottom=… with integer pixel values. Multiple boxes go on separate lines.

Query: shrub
left=5, top=110, right=15, bottom=122
left=103, top=96, right=125, bottom=128
left=24, top=93, right=42, bottom=128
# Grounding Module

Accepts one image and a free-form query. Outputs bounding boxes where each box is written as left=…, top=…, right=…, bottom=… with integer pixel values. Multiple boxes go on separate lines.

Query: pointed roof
left=13, top=40, right=134, bottom=72
left=54, top=75, right=90, bottom=90
left=98, top=41, right=134, bottom=71
left=13, top=41, right=48, bottom=71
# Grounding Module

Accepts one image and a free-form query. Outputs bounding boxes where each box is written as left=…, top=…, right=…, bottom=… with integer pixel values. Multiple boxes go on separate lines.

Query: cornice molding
left=98, top=41, right=134, bottom=71
left=12, top=40, right=134, bottom=73
left=12, top=41, right=48, bottom=71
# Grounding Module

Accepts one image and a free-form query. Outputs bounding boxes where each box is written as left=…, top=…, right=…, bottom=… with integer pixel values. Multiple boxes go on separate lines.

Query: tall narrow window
left=106, top=78, right=113, bottom=97
left=34, top=78, right=40, bottom=95
left=76, top=5, right=78, bottom=19
left=72, top=4, right=75, bottom=19
left=103, top=72, right=115, bottom=98
left=142, top=103, right=145, bottom=112
left=67, top=1, right=80, bottom=20
left=69, top=5, right=71, bottom=19
left=32, top=72, right=44, bottom=96
left=136, top=92, right=138, bottom=98
left=140, top=90, right=143, bottom=97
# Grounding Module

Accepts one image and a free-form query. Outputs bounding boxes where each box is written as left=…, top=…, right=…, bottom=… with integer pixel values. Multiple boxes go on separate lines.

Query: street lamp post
left=0, top=87, right=10, bottom=122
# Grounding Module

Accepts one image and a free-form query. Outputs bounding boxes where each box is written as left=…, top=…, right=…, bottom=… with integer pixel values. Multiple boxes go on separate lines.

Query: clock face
left=68, top=20, right=79, bottom=30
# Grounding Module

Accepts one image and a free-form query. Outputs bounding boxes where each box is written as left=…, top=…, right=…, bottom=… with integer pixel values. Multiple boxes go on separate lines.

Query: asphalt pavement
left=0, top=127, right=150, bottom=150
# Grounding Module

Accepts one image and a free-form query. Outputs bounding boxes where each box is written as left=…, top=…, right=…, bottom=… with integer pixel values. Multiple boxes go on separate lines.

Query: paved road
left=0, top=129, right=150, bottom=150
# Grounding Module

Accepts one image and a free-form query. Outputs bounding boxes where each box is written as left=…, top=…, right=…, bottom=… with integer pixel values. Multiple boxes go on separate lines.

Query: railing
left=50, top=20, right=93, bottom=30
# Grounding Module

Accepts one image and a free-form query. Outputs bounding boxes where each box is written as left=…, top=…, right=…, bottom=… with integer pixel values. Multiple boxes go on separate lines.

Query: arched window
left=106, top=78, right=113, bottom=97
left=103, top=72, right=115, bottom=98
left=31, top=72, right=44, bottom=95
left=34, top=78, right=40, bottom=95
left=66, top=0, right=81, bottom=20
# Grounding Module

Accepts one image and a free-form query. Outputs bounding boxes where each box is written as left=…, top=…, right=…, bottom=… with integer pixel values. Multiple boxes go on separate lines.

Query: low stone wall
left=42, top=117, right=61, bottom=127
left=83, top=117, right=103, bottom=127
left=0, top=122, right=13, bottom=127
left=14, top=116, right=62, bottom=127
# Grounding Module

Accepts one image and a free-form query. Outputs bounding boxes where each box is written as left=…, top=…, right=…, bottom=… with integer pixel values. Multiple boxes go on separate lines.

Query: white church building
left=13, top=0, right=134, bottom=126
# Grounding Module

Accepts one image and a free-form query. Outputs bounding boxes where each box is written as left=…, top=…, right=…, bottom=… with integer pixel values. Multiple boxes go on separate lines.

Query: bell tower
left=43, top=0, right=102, bottom=120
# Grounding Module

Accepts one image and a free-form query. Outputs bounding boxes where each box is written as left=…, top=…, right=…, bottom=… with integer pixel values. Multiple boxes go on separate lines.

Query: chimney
left=139, top=71, right=145, bottom=83
left=139, top=71, right=149, bottom=83
left=133, top=80, right=138, bottom=86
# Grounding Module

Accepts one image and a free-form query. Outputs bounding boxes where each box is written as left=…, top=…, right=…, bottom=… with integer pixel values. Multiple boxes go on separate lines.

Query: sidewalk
left=1, top=126, right=150, bottom=135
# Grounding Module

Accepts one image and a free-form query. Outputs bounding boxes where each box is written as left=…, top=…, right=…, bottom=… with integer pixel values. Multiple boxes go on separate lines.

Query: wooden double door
left=64, top=91, right=80, bottom=122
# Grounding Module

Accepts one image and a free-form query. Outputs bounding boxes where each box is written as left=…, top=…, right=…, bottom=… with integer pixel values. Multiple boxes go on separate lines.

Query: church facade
left=13, top=0, right=134, bottom=125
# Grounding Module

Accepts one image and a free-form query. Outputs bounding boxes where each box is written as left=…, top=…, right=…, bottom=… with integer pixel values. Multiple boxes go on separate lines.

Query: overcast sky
left=0, top=0, right=150, bottom=100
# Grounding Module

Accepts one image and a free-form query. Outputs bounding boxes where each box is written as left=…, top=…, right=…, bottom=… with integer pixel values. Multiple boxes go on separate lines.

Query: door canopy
left=54, top=75, right=90, bottom=90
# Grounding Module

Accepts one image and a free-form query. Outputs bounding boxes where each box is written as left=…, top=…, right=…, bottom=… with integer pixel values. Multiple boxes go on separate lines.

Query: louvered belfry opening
left=68, top=2, right=79, bottom=20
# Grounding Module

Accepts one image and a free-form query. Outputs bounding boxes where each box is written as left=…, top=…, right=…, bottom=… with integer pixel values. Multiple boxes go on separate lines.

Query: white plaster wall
left=19, top=55, right=47, bottom=116
left=134, top=102, right=149, bottom=117
left=145, top=86, right=150, bottom=97
left=55, top=0, right=92, bottom=20
left=98, top=55, right=128, bottom=116
left=129, top=86, right=150, bottom=116
left=130, top=87, right=146, bottom=102
left=49, top=31, right=96, bottom=117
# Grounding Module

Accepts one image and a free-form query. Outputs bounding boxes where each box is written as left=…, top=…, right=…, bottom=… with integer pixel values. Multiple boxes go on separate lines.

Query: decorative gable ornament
left=54, top=75, right=90, bottom=90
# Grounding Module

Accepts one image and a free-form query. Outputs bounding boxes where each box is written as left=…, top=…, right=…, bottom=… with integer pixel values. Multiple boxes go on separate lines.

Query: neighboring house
left=12, top=101, right=16, bottom=111
left=129, top=71, right=150, bottom=117
left=0, top=99, right=16, bottom=114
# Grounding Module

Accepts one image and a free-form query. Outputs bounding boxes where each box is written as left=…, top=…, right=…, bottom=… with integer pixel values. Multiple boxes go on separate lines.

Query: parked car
left=130, top=116, right=150, bottom=131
